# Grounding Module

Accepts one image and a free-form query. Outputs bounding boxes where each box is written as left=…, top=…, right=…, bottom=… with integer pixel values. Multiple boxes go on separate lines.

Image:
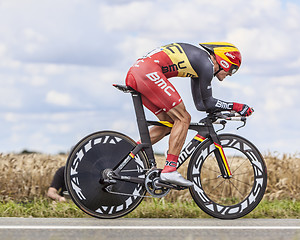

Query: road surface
left=0, top=218, right=299, bottom=240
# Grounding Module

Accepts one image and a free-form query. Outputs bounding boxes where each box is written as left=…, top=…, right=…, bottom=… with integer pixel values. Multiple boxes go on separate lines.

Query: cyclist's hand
left=232, top=103, right=253, bottom=116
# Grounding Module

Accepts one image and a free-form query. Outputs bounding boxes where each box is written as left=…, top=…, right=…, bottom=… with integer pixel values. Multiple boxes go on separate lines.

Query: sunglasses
left=229, top=64, right=239, bottom=75
left=217, top=64, right=239, bottom=75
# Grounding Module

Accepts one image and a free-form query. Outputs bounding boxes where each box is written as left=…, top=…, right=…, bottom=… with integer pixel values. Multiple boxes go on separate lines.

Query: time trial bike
left=64, top=84, right=267, bottom=219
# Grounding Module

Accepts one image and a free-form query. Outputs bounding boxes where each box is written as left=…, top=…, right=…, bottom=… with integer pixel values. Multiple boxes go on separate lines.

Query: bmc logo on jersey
left=146, top=72, right=175, bottom=97
left=216, top=100, right=233, bottom=109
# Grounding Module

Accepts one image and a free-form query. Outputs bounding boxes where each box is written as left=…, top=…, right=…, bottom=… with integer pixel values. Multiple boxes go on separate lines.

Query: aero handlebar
left=213, top=111, right=249, bottom=130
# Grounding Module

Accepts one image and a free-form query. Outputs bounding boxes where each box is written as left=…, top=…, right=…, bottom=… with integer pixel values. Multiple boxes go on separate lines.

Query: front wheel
left=65, top=131, right=149, bottom=219
left=187, top=134, right=267, bottom=219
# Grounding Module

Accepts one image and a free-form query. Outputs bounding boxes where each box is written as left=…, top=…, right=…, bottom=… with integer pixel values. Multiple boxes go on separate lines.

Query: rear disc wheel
left=65, top=131, right=149, bottom=219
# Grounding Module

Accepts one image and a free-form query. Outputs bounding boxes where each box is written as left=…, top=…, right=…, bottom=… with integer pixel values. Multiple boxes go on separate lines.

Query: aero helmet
left=199, top=42, right=241, bottom=74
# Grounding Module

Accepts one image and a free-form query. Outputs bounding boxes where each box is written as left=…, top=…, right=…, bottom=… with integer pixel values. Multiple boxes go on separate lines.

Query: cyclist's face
left=211, top=55, right=232, bottom=81
left=216, top=70, right=231, bottom=81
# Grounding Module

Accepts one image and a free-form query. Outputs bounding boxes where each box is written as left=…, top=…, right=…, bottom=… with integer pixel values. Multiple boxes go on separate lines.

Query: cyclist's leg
left=126, top=62, right=176, bottom=145
left=159, top=102, right=193, bottom=187
left=140, top=97, right=192, bottom=180
left=134, top=72, right=192, bottom=185
left=140, top=96, right=172, bottom=145
left=126, top=61, right=192, bottom=186
left=140, top=91, right=191, bottom=153
left=165, top=102, right=191, bottom=157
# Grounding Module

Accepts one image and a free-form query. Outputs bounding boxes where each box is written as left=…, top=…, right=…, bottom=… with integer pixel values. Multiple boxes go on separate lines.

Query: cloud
left=0, top=0, right=119, bottom=66
left=0, top=82, right=23, bottom=109
left=46, top=91, right=72, bottom=107
left=0, top=43, right=6, bottom=57
left=0, top=0, right=299, bottom=154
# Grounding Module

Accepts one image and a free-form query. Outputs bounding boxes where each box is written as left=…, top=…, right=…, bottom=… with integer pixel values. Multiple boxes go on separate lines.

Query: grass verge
left=0, top=198, right=299, bottom=218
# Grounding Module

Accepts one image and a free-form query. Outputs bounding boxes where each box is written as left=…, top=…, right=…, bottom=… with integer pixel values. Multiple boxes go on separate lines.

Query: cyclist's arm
left=191, top=77, right=233, bottom=112
left=185, top=45, right=233, bottom=113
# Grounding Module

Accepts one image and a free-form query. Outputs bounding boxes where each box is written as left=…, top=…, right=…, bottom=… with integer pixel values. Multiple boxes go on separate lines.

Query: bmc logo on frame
left=146, top=72, right=175, bottom=96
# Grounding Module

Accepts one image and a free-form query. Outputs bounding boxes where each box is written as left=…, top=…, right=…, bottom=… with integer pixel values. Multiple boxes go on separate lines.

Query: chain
left=104, top=168, right=171, bottom=198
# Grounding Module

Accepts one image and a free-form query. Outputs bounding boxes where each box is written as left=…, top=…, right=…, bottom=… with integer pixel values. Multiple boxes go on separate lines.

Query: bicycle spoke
left=230, top=158, right=249, bottom=175
left=232, top=170, right=253, bottom=177
left=220, top=179, right=227, bottom=199
left=229, top=176, right=252, bottom=187
left=228, top=179, right=245, bottom=198
left=205, top=178, right=226, bottom=196
left=202, top=157, right=221, bottom=174
left=199, top=176, right=222, bottom=183
left=227, top=152, right=237, bottom=169
left=201, top=165, right=220, bottom=175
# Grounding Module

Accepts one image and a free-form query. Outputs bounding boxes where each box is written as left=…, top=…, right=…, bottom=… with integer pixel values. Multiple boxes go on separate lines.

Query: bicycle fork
left=196, top=133, right=232, bottom=179
left=176, top=130, right=232, bottom=179
left=213, top=142, right=232, bottom=178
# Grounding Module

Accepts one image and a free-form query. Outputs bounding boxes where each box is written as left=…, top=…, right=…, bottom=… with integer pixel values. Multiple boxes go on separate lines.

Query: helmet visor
left=229, top=64, right=239, bottom=75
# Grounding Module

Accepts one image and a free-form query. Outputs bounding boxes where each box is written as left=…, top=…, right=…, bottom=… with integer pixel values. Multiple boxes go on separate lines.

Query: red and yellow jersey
left=127, top=42, right=234, bottom=115
left=145, top=43, right=198, bottom=78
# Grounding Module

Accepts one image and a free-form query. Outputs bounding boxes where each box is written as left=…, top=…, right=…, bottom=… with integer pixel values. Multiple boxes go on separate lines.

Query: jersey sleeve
left=187, top=46, right=233, bottom=112
left=191, top=76, right=234, bottom=112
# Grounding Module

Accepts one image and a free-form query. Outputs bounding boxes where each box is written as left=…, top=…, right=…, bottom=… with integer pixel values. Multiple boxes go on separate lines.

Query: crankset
left=101, top=168, right=187, bottom=198
left=145, top=168, right=171, bottom=198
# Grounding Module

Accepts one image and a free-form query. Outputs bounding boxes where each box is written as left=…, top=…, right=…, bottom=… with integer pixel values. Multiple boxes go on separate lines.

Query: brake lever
left=237, top=119, right=246, bottom=130
left=216, top=121, right=226, bottom=133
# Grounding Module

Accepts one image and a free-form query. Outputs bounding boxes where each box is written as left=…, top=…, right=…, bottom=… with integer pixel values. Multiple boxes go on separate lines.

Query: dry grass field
left=0, top=153, right=66, bottom=201
left=0, top=152, right=299, bottom=201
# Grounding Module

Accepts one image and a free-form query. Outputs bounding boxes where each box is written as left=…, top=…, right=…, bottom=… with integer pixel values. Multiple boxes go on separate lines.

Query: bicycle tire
left=187, top=133, right=267, bottom=219
left=65, top=131, right=149, bottom=219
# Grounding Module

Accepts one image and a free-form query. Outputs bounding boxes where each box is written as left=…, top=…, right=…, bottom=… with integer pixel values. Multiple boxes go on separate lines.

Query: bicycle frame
left=65, top=84, right=266, bottom=220
left=112, top=84, right=232, bottom=182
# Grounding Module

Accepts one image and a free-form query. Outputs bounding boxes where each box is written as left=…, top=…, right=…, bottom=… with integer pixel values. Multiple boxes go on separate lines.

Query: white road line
left=0, top=226, right=299, bottom=230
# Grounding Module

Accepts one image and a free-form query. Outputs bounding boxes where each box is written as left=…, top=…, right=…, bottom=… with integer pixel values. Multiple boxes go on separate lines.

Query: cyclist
left=125, top=42, right=253, bottom=187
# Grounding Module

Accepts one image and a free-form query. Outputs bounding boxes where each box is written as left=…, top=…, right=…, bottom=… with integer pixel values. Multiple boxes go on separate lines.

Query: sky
left=0, top=0, right=299, bottom=155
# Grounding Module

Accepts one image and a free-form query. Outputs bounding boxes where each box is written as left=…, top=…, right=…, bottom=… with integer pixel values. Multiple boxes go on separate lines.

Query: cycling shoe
left=160, top=171, right=193, bottom=187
